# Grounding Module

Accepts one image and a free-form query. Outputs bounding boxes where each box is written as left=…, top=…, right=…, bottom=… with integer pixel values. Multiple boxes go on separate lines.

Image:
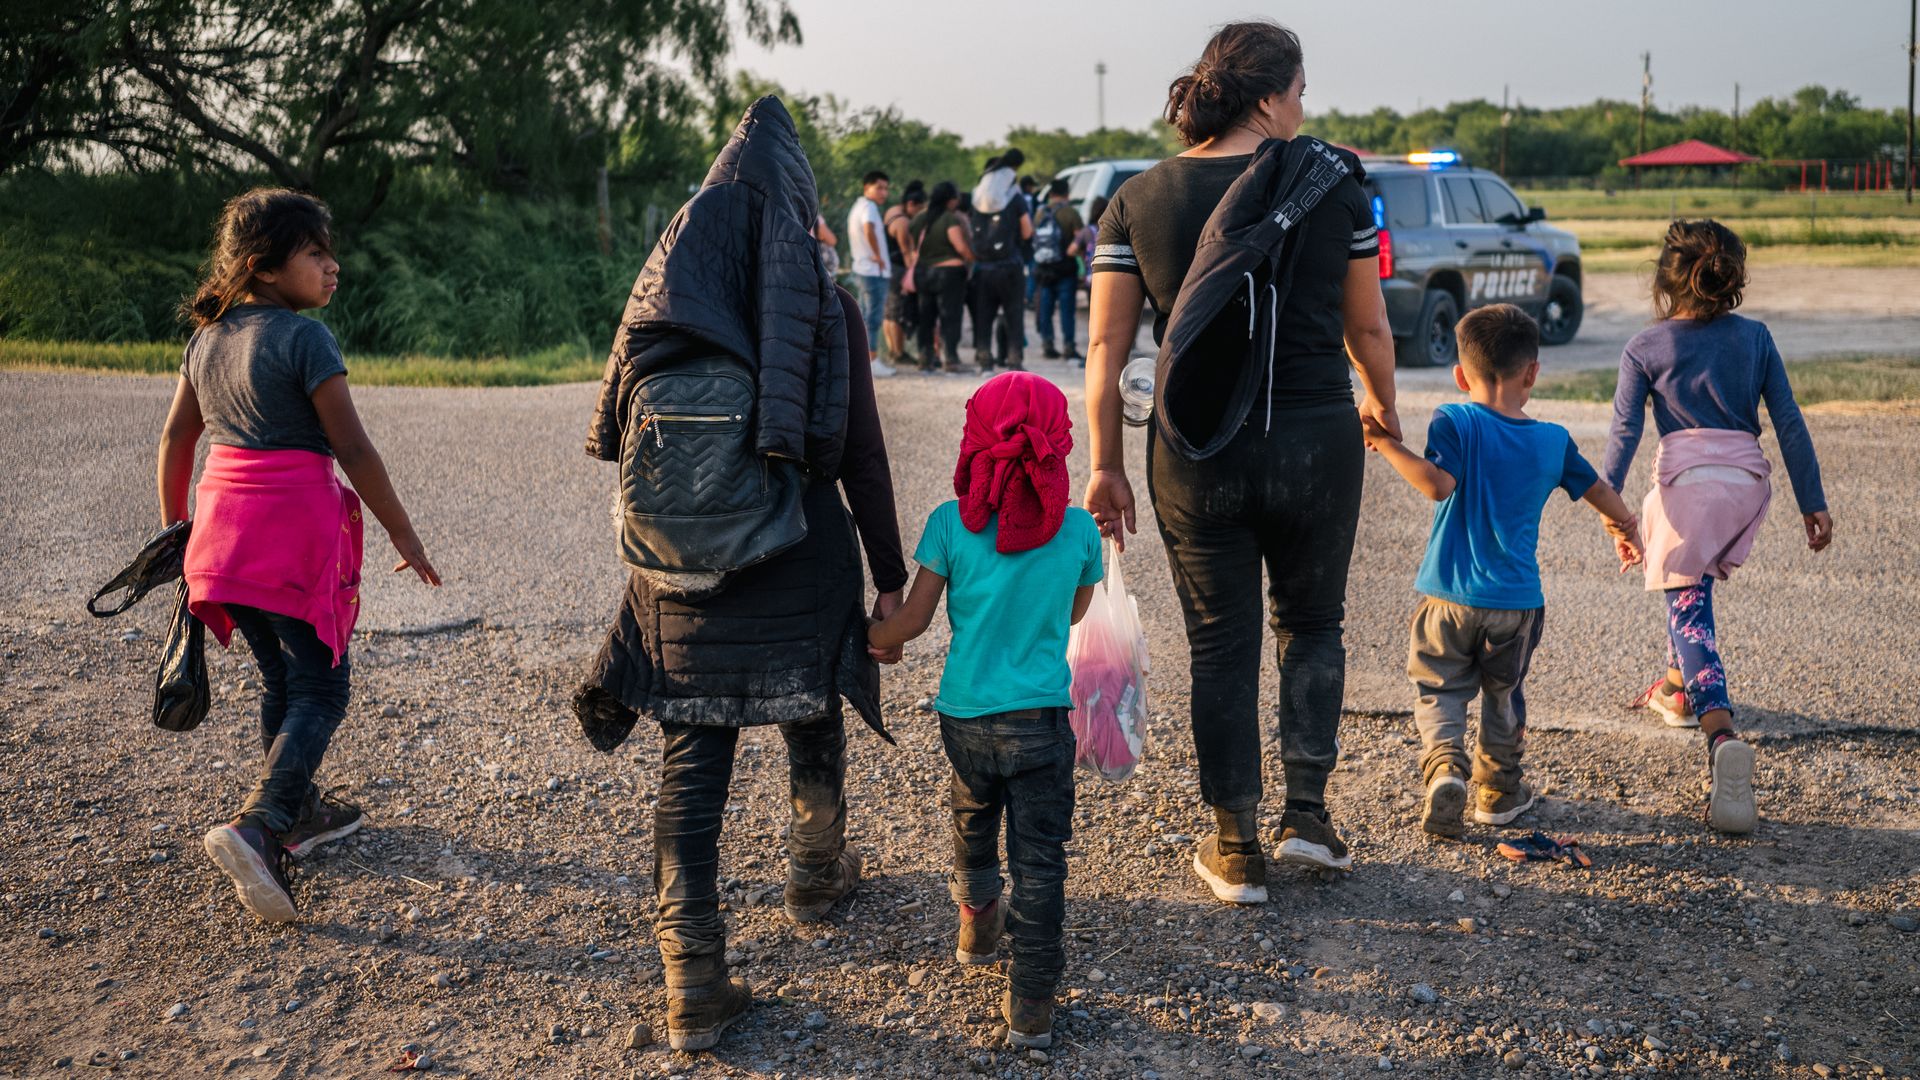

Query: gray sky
left=730, top=0, right=1916, bottom=143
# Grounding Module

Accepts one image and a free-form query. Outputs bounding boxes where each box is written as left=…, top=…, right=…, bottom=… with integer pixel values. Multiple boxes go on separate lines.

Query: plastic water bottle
left=1119, top=355, right=1155, bottom=427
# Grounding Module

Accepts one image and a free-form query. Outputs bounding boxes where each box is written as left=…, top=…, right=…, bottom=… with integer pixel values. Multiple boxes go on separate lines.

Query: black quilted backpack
left=616, top=355, right=807, bottom=575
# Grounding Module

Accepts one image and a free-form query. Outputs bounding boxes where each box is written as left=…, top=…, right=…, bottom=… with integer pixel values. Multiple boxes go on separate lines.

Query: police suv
left=1053, top=150, right=1584, bottom=367
left=1363, top=150, right=1583, bottom=366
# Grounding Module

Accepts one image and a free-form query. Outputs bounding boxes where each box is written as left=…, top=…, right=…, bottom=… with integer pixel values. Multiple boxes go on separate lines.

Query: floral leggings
left=1666, top=577, right=1732, bottom=716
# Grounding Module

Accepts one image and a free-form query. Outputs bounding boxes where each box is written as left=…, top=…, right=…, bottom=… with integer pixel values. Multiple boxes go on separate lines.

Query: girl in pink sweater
left=156, top=189, right=439, bottom=922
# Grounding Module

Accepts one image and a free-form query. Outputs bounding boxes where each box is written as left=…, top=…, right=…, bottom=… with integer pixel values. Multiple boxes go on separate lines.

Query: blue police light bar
left=1407, top=150, right=1459, bottom=167
left=1371, top=196, right=1386, bottom=231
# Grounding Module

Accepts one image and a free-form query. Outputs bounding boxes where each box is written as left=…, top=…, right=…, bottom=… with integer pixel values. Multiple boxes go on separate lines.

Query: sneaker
left=1191, top=835, right=1268, bottom=904
left=1707, top=737, right=1758, bottom=835
left=1041, top=344, right=1061, bottom=359
left=1633, top=678, right=1698, bottom=727
left=1421, top=773, right=1468, bottom=838
left=1064, top=347, right=1082, bottom=361
left=1006, top=350, right=1025, bottom=371
left=975, top=351, right=996, bottom=370
left=1002, top=990, right=1054, bottom=1049
left=203, top=819, right=297, bottom=923
left=784, top=850, right=862, bottom=923
left=871, top=359, right=897, bottom=378
left=666, top=976, right=752, bottom=1052
left=955, top=898, right=1006, bottom=964
left=1473, top=782, right=1537, bottom=827
left=281, top=787, right=364, bottom=859
left=1276, top=807, right=1353, bottom=871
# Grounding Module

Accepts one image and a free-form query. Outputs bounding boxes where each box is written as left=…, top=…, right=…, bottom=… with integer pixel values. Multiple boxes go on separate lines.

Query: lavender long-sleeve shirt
left=1601, top=313, right=1827, bottom=514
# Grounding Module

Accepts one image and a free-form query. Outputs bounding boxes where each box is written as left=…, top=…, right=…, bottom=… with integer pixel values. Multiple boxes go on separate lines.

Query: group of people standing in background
left=821, top=153, right=1105, bottom=377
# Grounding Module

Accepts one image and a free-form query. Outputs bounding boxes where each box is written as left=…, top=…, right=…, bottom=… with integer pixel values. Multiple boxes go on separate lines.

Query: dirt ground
left=2, top=302, right=1918, bottom=1078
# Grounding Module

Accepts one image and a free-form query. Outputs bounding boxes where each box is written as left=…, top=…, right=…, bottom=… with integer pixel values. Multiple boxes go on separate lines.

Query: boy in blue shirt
left=868, top=372, right=1104, bottom=1049
left=1363, top=305, right=1642, bottom=837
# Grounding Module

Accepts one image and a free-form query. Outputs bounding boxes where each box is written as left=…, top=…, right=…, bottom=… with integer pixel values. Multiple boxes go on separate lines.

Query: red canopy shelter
left=1618, top=139, right=1759, bottom=168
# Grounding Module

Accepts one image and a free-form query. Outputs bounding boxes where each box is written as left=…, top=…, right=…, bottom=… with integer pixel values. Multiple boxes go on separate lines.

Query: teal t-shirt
left=913, top=501, right=1105, bottom=717
left=1413, top=402, right=1600, bottom=610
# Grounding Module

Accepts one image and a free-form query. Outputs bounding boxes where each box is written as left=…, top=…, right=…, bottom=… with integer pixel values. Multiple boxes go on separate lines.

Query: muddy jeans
left=1147, top=403, right=1364, bottom=812
left=226, top=604, right=350, bottom=834
left=941, top=708, right=1075, bottom=1000
left=1407, top=597, right=1544, bottom=792
left=653, top=715, right=846, bottom=983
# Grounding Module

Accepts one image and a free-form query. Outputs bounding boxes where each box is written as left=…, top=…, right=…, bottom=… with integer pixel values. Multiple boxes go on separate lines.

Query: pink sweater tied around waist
left=184, top=446, right=364, bottom=666
left=1640, top=428, right=1772, bottom=592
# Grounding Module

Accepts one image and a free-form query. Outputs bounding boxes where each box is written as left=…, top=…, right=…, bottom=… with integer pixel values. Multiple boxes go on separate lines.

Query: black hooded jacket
left=587, top=95, right=850, bottom=477
left=1153, top=137, right=1365, bottom=460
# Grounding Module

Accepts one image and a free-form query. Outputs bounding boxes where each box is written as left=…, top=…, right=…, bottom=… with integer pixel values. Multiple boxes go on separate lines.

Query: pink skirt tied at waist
left=1640, top=428, right=1772, bottom=592
left=183, top=445, right=364, bottom=667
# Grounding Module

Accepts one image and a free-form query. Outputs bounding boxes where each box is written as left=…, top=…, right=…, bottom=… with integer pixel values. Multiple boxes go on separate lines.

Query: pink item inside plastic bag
left=1067, top=541, right=1149, bottom=781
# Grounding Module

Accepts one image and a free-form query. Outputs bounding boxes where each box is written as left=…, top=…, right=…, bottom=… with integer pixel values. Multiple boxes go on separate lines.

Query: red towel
left=953, top=371, right=1072, bottom=554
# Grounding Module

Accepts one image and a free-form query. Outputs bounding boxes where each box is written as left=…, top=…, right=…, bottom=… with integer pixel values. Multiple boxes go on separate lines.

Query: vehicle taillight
left=1378, top=228, right=1394, bottom=279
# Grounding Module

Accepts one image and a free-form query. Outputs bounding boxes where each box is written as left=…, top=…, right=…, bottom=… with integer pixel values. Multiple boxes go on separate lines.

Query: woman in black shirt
left=1082, top=19, right=1399, bottom=902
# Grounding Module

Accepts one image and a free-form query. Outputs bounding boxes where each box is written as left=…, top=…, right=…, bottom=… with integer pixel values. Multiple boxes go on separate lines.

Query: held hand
left=1604, top=514, right=1644, bottom=572
left=872, top=589, right=904, bottom=623
left=1358, top=396, right=1402, bottom=443
left=390, top=532, right=442, bottom=587
left=866, top=620, right=902, bottom=665
left=1084, top=468, right=1137, bottom=552
left=1359, top=415, right=1397, bottom=453
left=1803, top=510, right=1833, bottom=552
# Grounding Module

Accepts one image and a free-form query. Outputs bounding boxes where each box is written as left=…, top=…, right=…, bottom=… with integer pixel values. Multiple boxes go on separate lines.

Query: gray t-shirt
left=183, top=305, right=347, bottom=455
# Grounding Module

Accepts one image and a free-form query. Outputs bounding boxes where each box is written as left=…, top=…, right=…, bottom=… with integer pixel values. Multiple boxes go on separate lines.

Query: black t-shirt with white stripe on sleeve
left=1092, top=150, right=1379, bottom=408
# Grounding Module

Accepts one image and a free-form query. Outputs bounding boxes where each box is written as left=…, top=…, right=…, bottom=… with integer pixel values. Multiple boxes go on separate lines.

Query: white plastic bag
left=1067, top=540, right=1150, bottom=781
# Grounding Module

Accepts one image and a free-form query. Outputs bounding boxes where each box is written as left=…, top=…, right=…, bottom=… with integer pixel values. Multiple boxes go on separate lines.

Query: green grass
left=0, top=339, right=603, bottom=387
left=1536, top=355, right=1920, bottom=406
left=1516, top=187, right=1920, bottom=221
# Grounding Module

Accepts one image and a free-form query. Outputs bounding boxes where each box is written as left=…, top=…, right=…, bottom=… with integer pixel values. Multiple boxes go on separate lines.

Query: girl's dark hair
left=918, top=181, right=959, bottom=243
left=184, top=188, right=333, bottom=327
left=1165, top=20, right=1303, bottom=146
left=1653, top=219, right=1747, bottom=320
left=1088, top=194, right=1111, bottom=227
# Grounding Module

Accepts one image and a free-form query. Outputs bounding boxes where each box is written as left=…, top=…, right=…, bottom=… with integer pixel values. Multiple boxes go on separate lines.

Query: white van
left=1050, top=158, right=1158, bottom=227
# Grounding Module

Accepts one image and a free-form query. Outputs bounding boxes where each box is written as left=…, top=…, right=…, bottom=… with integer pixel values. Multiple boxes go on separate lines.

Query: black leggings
left=916, top=265, right=967, bottom=365
left=970, top=262, right=1025, bottom=358
left=1147, top=402, right=1364, bottom=811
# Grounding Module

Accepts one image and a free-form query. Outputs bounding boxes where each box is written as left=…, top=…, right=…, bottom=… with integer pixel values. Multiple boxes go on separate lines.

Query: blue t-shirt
left=1413, top=402, right=1600, bottom=610
left=913, top=501, right=1104, bottom=717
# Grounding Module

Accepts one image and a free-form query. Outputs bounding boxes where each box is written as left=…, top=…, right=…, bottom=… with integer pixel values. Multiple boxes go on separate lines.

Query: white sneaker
left=1708, top=738, right=1757, bottom=835
left=871, top=359, right=897, bottom=378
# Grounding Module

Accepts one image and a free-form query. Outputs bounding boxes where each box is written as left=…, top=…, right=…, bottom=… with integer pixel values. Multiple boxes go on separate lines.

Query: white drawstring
left=1265, top=282, right=1278, bottom=434
left=1243, top=272, right=1256, bottom=337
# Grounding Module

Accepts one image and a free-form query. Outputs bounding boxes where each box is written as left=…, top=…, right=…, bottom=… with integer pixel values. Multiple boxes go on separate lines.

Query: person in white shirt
left=846, top=170, right=894, bottom=376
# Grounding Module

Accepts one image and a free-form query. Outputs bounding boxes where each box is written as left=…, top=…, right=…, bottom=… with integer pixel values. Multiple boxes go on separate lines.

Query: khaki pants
left=1407, top=597, right=1544, bottom=793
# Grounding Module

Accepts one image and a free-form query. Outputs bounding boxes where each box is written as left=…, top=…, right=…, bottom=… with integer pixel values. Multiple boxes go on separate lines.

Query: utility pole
left=1733, top=83, right=1741, bottom=190
left=1095, top=61, right=1108, bottom=131
left=1907, top=0, right=1915, bottom=203
left=1639, top=52, right=1652, bottom=157
left=1500, top=84, right=1512, bottom=176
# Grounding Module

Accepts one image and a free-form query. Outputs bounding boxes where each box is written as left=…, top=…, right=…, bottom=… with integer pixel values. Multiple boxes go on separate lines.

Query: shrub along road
left=1, top=368, right=1915, bottom=1077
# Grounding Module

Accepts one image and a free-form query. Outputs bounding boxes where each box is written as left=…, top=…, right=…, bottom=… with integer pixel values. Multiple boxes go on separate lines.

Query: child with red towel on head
left=869, top=372, right=1103, bottom=1050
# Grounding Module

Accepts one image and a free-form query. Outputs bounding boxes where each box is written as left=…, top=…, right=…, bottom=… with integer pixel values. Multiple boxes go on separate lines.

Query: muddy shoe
left=1708, top=737, right=1757, bottom=835
left=1191, top=836, right=1268, bottom=904
left=203, top=819, right=297, bottom=923
left=784, top=850, right=862, bottom=923
left=1473, top=782, right=1537, bottom=827
left=956, top=898, right=1007, bottom=964
left=281, top=788, right=364, bottom=859
left=1421, top=773, right=1468, bottom=838
left=1276, top=807, right=1353, bottom=871
left=666, top=977, right=752, bottom=1052
left=1002, top=990, right=1054, bottom=1049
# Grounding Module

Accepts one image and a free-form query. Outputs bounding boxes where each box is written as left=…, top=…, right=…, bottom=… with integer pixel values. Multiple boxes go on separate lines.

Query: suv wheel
left=1538, top=275, right=1583, bottom=346
left=1396, top=289, right=1459, bottom=368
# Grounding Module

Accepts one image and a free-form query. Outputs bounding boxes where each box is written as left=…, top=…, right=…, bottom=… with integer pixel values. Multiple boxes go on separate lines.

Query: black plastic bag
left=153, top=581, right=209, bottom=732
left=89, top=521, right=191, bottom=618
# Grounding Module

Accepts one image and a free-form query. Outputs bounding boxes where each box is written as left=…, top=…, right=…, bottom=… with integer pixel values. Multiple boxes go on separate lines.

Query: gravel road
left=1, top=364, right=1915, bottom=1079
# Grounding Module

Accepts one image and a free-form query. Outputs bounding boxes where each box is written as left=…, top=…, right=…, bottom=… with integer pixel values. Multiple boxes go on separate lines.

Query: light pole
left=1907, top=0, right=1915, bottom=203
left=1096, top=61, right=1108, bottom=131
left=1500, top=84, right=1512, bottom=176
